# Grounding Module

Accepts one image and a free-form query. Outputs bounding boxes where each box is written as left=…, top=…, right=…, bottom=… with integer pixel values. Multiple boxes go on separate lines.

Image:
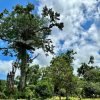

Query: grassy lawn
left=48, top=97, right=100, bottom=100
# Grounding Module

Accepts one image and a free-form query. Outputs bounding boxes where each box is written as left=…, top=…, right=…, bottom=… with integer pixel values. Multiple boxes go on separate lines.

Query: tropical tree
left=0, top=3, right=63, bottom=92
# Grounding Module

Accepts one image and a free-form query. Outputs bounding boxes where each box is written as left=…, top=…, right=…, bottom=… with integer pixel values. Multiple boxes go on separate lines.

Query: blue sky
left=0, top=72, right=6, bottom=80
left=0, top=0, right=100, bottom=79
left=0, top=0, right=39, bottom=11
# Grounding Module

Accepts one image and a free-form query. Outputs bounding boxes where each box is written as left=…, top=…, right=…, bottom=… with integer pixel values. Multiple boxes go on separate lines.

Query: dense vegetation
left=0, top=3, right=100, bottom=100
left=0, top=51, right=100, bottom=99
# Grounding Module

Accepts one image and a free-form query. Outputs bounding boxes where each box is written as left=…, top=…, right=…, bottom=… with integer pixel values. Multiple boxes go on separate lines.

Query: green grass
left=48, top=97, right=100, bottom=100
left=70, top=97, right=100, bottom=100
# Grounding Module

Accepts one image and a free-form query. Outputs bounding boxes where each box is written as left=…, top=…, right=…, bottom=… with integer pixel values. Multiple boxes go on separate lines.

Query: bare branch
left=32, top=53, right=40, bottom=60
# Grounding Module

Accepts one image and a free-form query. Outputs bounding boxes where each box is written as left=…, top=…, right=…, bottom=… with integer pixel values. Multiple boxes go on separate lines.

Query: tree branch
left=33, top=26, right=50, bottom=34
left=32, top=53, right=40, bottom=60
left=0, top=47, right=13, bottom=50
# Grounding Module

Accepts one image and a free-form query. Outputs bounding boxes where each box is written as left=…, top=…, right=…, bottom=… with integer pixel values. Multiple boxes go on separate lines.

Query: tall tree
left=0, top=3, right=63, bottom=92
left=50, top=50, right=76, bottom=100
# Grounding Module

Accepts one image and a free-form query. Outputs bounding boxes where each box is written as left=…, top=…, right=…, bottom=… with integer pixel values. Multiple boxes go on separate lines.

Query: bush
left=35, top=80, right=53, bottom=99
left=58, top=88, right=66, bottom=97
left=0, top=92, right=7, bottom=99
left=82, top=82, right=100, bottom=98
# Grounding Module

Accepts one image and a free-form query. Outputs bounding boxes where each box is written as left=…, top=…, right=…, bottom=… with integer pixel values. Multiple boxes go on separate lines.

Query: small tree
left=77, top=56, right=95, bottom=78
left=0, top=3, right=63, bottom=92
left=77, top=57, right=100, bottom=98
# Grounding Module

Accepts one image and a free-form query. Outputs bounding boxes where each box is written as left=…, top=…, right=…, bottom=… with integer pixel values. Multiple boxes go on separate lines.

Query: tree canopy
left=0, top=3, right=64, bottom=92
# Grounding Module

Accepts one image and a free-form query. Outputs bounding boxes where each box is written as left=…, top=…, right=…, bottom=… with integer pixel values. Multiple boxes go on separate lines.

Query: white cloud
left=37, top=0, right=100, bottom=73
left=0, top=60, right=20, bottom=78
left=0, top=60, right=13, bottom=74
left=32, top=49, right=54, bottom=67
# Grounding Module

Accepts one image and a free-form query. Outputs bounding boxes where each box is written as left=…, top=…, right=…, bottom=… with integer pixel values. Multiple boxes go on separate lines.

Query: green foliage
left=26, top=65, right=41, bottom=85
left=77, top=63, right=94, bottom=78
left=77, top=56, right=96, bottom=79
left=3, top=86, right=19, bottom=99
left=84, top=68, right=100, bottom=82
left=77, top=57, right=100, bottom=98
left=35, top=80, right=53, bottom=99
left=0, top=2, right=63, bottom=92
left=82, top=82, right=100, bottom=98
left=42, top=6, right=64, bottom=30
left=0, top=92, right=7, bottom=99
left=58, top=88, right=66, bottom=97
left=39, top=67, right=52, bottom=81
left=0, top=80, right=6, bottom=92
left=20, top=87, right=34, bottom=99
left=49, top=50, right=76, bottom=98
left=0, top=3, right=64, bottom=57
left=74, top=78, right=85, bottom=97
left=0, top=80, right=8, bottom=99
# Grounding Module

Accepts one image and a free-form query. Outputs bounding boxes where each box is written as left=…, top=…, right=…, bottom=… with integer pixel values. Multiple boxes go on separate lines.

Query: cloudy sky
left=0, top=0, right=100, bottom=79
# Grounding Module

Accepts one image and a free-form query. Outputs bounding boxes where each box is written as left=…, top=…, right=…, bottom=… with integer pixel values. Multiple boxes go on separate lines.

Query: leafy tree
left=82, top=82, right=100, bottom=98
left=84, top=67, right=100, bottom=82
left=0, top=3, right=63, bottom=92
left=50, top=50, right=76, bottom=100
left=77, top=57, right=100, bottom=98
left=81, top=67, right=100, bottom=98
left=77, top=56, right=95, bottom=78
left=77, top=56, right=100, bottom=82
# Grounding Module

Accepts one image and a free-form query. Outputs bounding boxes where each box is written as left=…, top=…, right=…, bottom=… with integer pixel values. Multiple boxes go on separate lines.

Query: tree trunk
left=59, top=96, right=61, bottom=100
left=66, top=96, right=69, bottom=100
left=19, top=48, right=27, bottom=92
left=20, top=67, right=26, bottom=91
left=65, top=90, right=69, bottom=100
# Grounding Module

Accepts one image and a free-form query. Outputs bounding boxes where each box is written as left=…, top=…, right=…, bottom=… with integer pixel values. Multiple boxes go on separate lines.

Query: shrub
left=35, top=80, right=53, bottom=99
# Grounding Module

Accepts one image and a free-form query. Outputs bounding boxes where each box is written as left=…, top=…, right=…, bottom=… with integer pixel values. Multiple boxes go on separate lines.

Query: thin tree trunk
left=66, top=96, right=69, bottom=100
left=59, top=96, right=61, bottom=100
left=65, top=90, right=69, bottom=100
